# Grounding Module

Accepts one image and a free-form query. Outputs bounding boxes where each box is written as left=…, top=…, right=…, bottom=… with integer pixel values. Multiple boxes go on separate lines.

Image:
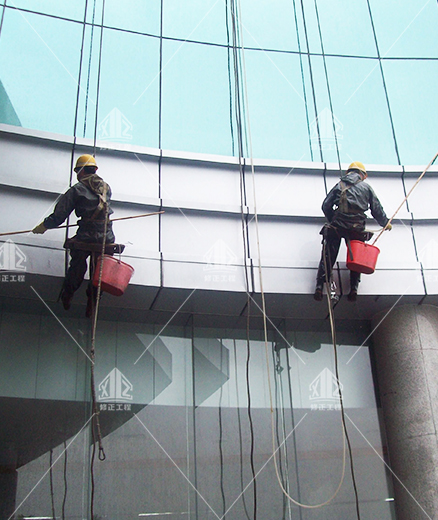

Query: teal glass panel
left=161, top=40, right=233, bottom=156
left=163, top=0, right=227, bottom=45
left=383, top=59, right=438, bottom=165
left=369, top=0, right=438, bottom=58
left=7, top=0, right=86, bottom=20
left=104, top=0, right=161, bottom=35
left=77, top=28, right=160, bottom=148
left=239, top=0, right=298, bottom=51
left=312, top=0, right=378, bottom=57
left=0, top=9, right=83, bottom=135
left=244, top=49, right=312, bottom=161
left=320, top=56, right=399, bottom=166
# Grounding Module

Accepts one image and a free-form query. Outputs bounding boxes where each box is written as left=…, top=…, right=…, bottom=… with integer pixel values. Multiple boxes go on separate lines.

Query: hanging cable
left=62, top=441, right=68, bottom=520
left=89, top=3, right=107, bottom=519
left=0, top=1, right=7, bottom=42
left=49, top=449, right=56, bottom=520
left=245, top=298, right=257, bottom=520
left=312, top=0, right=342, bottom=171
left=235, top=0, right=350, bottom=509
left=365, top=0, right=401, bottom=166
left=92, top=0, right=105, bottom=156
left=227, top=2, right=257, bottom=517
left=83, top=0, right=97, bottom=139
left=225, top=0, right=236, bottom=156
left=299, top=0, right=324, bottom=162
left=322, top=239, right=361, bottom=518
left=218, top=339, right=226, bottom=518
left=233, top=339, right=252, bottom=520
left=291, top=0, right=313, bottom=161
left=65, top=0, right=90, bottom=279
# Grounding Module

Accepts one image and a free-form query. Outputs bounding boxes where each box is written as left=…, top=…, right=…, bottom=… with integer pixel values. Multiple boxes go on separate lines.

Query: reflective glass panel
left=0, top=9, right=83, bottom=135
left=161, top=40, right=232, bottom=156
left=6, top=0, right=86, bottom=21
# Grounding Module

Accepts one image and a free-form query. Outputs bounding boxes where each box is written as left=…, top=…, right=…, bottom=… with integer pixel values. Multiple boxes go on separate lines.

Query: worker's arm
left=368, top=186, right=390, bottom=228
left=321, top=185, right=339, bottom=222
left=43, top=187, right=78, bottom=229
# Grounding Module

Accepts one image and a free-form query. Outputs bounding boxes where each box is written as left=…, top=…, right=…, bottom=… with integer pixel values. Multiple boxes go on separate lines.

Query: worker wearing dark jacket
left=314, top=161, right=391, bottom=302
left=32, top=154, right=115, bottom=311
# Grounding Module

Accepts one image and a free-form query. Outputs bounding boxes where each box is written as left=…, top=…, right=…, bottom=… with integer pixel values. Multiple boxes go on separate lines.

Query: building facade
left=1, top=1, right=438, bottom=519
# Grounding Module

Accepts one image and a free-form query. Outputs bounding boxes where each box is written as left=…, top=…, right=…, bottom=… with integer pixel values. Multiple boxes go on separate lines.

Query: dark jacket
left=43, top=181, right=115, bottom=243
left=322, top=171, right=389, bottom=228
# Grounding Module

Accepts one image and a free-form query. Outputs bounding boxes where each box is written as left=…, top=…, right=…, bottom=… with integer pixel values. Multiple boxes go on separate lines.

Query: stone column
left=372, top=304, right=438, bottom=520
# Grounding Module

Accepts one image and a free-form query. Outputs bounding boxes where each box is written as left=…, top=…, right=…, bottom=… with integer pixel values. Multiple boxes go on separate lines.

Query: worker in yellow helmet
left=32, top=154, right=116, bottom=314
left=314, top=161, right=392, bottom=302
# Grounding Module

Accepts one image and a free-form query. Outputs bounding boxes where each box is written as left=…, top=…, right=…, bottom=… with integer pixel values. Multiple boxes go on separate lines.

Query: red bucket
left=93, top=255, right=134, bottom=296
left=346, top=240, right=380, bottom=275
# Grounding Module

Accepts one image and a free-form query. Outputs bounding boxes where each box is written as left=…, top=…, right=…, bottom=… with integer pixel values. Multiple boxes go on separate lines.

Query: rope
left=235, top=0, right=352, bottom=509
left=313, top=0, right=342, bottom=171
left=89, top=195, right=109, bottom=519
left=88, top=4, right=107, bottom=518
left=62, top=441, right=68, bottom=520
left=291, top=0, right=313, bottom=161
left=49, top=449, right=56, bottom=520
left=66, top=0, right=90, bottom=278
left=245, top=297, right=257, bottom=519
left=372, top=151, right=438, bottom=246
left=299, top=0, right=323, bottom=162
left=83, top=0, right=97, bottom=139
left=233, top=339, right=252, bottom=520
left=322, top=239, right=360, bottom=518
left=0, top=211, right=165, bottom=237
left=365, top=0, right=401, bottom=166
left=92, top=0, right=105, bottom=156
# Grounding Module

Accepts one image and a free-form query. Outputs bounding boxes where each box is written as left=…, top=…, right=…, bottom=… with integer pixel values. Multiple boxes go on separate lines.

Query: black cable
left=285, top=342, right=304, bottom=520
left=299, top=0, right=324, bottom=162
left=225, top=0, right=236, bottom=156
left=365, top=0, right=401, bottom=166
left=291, top=0, right=313, bottom=161
left=92, top=0, right=105, bottom=156
left=62, top=441, right=68, bottom=520
left=4, top=4, right=438, bottom=62
left=272, top=348, right=287, bottom=520
left=65, top=0, right=89, bottom=279
left=218, top=339, right=226, bottom=518
left=49, top=449, right=56, bottom=520
left=313, top=0, right=342, bottom=171
left=0, top=1, right=7, bottom=41
left=246, top=297, right=257, bottom=520
left=83, top=0, right=96, bottom=139
left=323, top=239, right=361, bottom=520
left=233, top=339, right=252, bottom=520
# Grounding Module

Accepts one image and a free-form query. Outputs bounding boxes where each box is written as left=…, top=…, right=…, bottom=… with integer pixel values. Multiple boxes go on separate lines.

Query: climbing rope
left=372, top=151, right=438, bottom=246
left=233, top=0, right=359, bottom=511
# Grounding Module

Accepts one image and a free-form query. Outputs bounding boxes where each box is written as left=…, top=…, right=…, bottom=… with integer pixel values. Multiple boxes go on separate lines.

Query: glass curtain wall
left=0, top=0, right=436, bottom=165
left=0, top=304, right=396, bottom=519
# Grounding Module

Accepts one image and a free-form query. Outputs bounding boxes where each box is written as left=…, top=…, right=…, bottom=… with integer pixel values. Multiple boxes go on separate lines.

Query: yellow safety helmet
left=74, top=154, right=98, bottom=172
left=347, top=161, right=367, bottom=179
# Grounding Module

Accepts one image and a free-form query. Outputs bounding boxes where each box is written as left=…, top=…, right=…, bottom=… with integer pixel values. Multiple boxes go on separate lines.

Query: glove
left=385, top=223, right=392, bottom=231
left=32, top=222, right=47, bottom=234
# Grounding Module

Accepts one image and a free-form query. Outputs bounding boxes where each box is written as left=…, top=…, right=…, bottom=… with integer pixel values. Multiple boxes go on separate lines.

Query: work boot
left=61, top=289, right=74, bottom=311
left=313, top=283, right=323, bottom=301
left=347, top=289, right=358, bottom=302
